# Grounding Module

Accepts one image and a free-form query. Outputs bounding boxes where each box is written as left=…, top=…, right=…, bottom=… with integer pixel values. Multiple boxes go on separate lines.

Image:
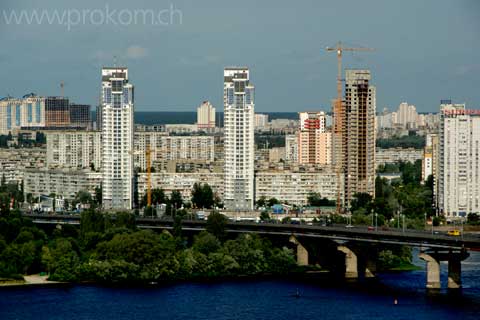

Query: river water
left=1, top=251, right=479, bottom=320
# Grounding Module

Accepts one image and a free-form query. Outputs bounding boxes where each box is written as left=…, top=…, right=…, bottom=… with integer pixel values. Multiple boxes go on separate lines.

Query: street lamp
left=375, top=213, right=378, bottom=231
left=402, top=214, right=405, bottom=233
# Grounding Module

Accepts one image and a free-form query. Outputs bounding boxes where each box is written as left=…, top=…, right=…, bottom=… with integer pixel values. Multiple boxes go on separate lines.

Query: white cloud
left=125, top=45, right=148, bottom=59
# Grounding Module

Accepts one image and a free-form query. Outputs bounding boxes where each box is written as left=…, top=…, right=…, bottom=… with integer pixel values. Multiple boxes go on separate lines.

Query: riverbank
left=0, top=274, right=65, bottom=288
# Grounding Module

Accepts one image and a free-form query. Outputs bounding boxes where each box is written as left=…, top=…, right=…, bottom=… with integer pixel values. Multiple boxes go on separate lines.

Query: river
left=1, top=251, right=479, bottom=320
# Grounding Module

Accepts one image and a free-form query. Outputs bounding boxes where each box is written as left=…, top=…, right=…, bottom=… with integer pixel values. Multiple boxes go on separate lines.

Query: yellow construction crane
left=326, top=41, right=374, bottom=214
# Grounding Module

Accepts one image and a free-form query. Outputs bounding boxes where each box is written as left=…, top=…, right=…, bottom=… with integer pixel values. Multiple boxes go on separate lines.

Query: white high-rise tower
left=101, top=67, right=134, bottom=210
left=223, top=67, right=255, bottom=211
left=197, top=101, right=216, bottom=131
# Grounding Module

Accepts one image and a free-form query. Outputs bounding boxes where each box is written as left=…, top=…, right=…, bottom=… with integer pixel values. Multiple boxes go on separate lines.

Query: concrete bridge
left=25, top=213, right=480, bottom=289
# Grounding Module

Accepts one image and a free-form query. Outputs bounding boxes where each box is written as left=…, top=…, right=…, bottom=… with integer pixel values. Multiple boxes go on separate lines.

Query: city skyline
left=1, top=0, right=479, bottom=113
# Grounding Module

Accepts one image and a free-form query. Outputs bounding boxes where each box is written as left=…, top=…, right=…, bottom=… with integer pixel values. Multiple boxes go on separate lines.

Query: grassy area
left=387, top=263, right=423, bottom=272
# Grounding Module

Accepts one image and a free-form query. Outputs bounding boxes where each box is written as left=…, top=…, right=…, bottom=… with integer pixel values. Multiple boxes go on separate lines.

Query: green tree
left=350, top=193, right=373, bottom=212
left=267, top=198, right=279, bottom=207
left=206, top=211, right=227, bottom=241
left=192, top=231, right=221, bottom=254
left=468, top=213, right=480, bottom=225
left=191, top=183, right=214, bottom=209
left=256, top=196, right=267, bottom=208
left=307, top=193, right=335, bottom=207
left=260, top=211, right=271, bottom=222
left=0, top=192, right=10, bottom=215
left=170, top=190, right=183, bottom=209
left=80, top=209, right=105, bottom=235
left=94, top=186, right=102, bottom=207
left=75, top=190, right=93, bottom=205
left=42, top=238, right=80, bottom=281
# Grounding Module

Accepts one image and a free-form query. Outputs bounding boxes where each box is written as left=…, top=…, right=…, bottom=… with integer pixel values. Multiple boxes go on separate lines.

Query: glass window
left=36, top=101, right=41, bottom=123
left=7, top=104, right=12, bottom=129
left=15, top=104, right=21, bottom=126
left=27, top=103, right=33, bottom=123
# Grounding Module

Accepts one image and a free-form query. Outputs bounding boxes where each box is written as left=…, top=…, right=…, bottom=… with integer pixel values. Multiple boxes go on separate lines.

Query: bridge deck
left=24, top=213, right=480, bottom=251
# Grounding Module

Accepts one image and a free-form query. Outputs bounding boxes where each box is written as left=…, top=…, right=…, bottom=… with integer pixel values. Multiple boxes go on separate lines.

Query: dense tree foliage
left=191, top=183, right=214, bottom=209
left=0, top=209, right=297, bottom=283
left=376, top=135, right=425, bottom=149
left=349, top=160, right=434, bottom=229
left=307, top=193, right=335, bottom=207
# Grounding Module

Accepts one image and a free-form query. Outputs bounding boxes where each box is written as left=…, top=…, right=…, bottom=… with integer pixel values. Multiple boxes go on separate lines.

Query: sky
left=0, top=0, right=479, bottom=113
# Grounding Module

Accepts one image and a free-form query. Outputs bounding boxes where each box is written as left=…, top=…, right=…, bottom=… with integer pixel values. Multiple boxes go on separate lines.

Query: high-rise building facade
left=45, top=97, right=70, bottom=127
left=223, top=67, right=255, bottom=211
left=197, top=101, right=216, bottom=131
left=133, top=132, right=214, bottom=171
left=285, top=134, right=298, bottom=162
left=396, top=102, right=418, bottom=129
left=438, top=103, right=480, bottom=217
left=69, top=104, right=91, bottom=129
left=297, top=111, right=331, bottom=165
left=254, top=114, right=269, bottom=130
left=101, top=67, right=134, bottom=210
left=46, top=130, right=101, bottom=170
left=343, top=69, right=376, bottom=206
left=0, top=95, right=45, bottom=134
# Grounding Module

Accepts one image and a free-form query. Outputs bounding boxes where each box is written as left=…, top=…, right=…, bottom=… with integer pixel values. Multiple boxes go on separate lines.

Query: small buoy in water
left=295, top=288, right=300, bottom=298
left=394, top=299, right=398, bottom=305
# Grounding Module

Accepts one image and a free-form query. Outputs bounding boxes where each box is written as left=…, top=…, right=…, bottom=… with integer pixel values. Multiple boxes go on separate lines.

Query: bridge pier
left=419, top=250, right=469, bottom=289
left=289, top=235, right=308, bottom=266
left=419, top=253, right=441, bottom=289
left=337, top=246, right=358, bottom=279
left=447, top=256, right=462, bottom=289
left=365, top=259, right=376, bottom=278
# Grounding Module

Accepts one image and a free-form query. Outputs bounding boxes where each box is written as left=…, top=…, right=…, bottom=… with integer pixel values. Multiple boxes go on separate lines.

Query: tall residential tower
left=101, top=67, right=134, bottom=210
left=197, top=101, right=216, bottom=131
left=223, top=67, right=255, bottom=211
left=438, top=102, right=480, bottom=217
left=343, top=69, right=376, bottom=206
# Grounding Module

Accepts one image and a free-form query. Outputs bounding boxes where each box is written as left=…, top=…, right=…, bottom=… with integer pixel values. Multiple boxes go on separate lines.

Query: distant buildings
left=69, top=104, right=91, bottom=128
left=422, top=134, right=438, bottom=182
left=284, top=134, right=298, bottom=162
left=376, top=147, right=423, bottom=168
left=376, top=103, right=440, bottom=139
left=254, top=114, right=269, bottom=130
left=343, top=69, right=376, bottom=206
left=255, top=163, right=339, bottom=206
left=0, top=94, right=91, bottom=135
left=46, top=131, right=101, bottom=170
left=133, top=131, right=215, bottom=171
left=197, top=101, right=216, bottom=131
left=297, top=111, right=332, bottom=165
left=438, top=102, right=480, bottom=217
left=23, top=168, right=102, bottom=201
left=138, top=171, right=224, bottom=203
left=101, top=67, right=134, bottom=210
left=397, top=102, right=418, bottom=129
left=45, top=97, right=70, bottom=127
left=0, top=95, right=45, bottom=134
left=223, top=67, right=255, bottom=211
left=0, top=148, right=46, bottom=184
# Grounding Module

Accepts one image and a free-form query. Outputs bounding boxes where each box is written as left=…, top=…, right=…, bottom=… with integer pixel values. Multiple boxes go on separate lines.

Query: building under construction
left=343, top=69, right=376, bottom=207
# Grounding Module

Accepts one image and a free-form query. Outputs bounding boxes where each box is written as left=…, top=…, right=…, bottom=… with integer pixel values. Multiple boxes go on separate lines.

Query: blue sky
left=0, top=0, right=479, bottom=113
